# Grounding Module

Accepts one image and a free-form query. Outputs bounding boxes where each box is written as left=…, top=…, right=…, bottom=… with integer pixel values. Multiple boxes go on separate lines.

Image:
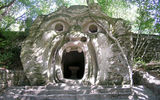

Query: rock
left=21, top=4, right=132, bottom=85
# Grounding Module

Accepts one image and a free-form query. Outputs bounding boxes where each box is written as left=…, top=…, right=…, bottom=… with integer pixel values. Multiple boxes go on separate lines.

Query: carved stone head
left=21, top=4, right=132, bottom=85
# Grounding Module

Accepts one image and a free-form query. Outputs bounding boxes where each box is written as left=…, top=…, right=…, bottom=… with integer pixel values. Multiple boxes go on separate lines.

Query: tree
left=0, top=0, right=16, bottom=17
left=0, top=0, right=70, bottom=31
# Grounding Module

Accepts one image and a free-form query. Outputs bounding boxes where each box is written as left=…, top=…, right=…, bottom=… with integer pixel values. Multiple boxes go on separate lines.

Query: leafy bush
left=0, top=30, right=26, bottom=69
left=133, top=57, right=146, bottom=69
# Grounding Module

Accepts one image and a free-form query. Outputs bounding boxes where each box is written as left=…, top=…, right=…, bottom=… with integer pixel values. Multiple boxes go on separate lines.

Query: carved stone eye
left=81, top=37, right=87, bottom=42
left=55, top=23, right=63, bottom=32
left=89, top=24, right=98, bottom=33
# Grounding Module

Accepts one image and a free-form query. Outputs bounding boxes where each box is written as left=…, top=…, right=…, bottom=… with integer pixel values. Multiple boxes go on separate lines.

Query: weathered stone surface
left=0, top=68, right=29, bottom=92
left=133, top=70, right=160, bottom=99
left=0, top=68, right=8, bottom=92
left=0, top=83, right=158, bottom=100
left=20, top=4, right=132, bottom=85
left=133, top=34, right=160, bottom=62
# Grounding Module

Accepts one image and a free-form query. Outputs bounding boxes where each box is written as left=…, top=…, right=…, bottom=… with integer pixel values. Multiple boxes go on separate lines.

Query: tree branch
left=146, top=62, right=160, bottom=66
left=0, top=0, right=16, bottom=10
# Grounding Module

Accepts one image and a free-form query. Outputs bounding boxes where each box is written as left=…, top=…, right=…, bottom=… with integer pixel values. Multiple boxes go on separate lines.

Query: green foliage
left=0, top=0, right=71, bottom=31
left=131, top=0, right=160, bottom=34
left=56, top=0, right=69, bottom=7
left=0, top=39, right=13, bottom=69
left=0, top=0, right=159, bottom=34
left=155, top=23, right=160, bottom=33
left=97, top=0, right=108, bottom=13
left=98, top=0, right=129, bottom=18
left=134, top=57, right=146, bottom=65
left=134, top=57, right=146, bottom=69
left=134, top=2, right=154, bottom=34
left=97, top=0, right=160, bottom=35
left=0, top=30, right=26, bottom=69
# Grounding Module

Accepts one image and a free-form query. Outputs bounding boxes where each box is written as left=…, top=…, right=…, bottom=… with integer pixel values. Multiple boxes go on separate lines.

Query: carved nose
left=67, top=36, right=87, bottom=42
left=70, top=36, right=79, bottom=41
left=66, top=31, right=87, bottom=42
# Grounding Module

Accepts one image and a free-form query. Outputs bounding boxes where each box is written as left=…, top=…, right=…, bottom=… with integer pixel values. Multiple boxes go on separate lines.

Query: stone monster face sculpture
left=21, top=5, right=132, bottom=85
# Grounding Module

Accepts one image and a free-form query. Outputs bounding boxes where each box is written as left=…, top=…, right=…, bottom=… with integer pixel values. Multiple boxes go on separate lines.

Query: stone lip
left=59, top=41, right=87, bottom=54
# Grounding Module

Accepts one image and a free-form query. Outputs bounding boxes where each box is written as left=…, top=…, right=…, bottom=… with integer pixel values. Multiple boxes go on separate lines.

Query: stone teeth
left=66, top=47, right=71, bottom=52
left=78, top=48, right=82, bottom=53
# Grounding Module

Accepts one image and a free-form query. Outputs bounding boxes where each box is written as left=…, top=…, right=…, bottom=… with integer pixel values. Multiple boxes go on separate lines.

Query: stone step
left=7, top=84, right=131, bottom=91
left=8, top=86, right=46, bottom=90
left=7, top=84, right=130, bottom=90
left=1, top=84, right=133, bottom=100
left=3, top=94, right=76, bottom=100
left=5, top=86, right=132, bottom=96
left=46, top=84, right=131, bottom=90
left=7, top=85, right=90, bottom=90
left=3, top=93, right=132, bottom=100
left=1, top=85, right=158, bottom=100
left=77, top=93, right=132, bottom=100
left=7, top=89, right=77, bottom=95
left=6, top=88, right=132, bottom=95
left=7, top=86, right=131, bottom=91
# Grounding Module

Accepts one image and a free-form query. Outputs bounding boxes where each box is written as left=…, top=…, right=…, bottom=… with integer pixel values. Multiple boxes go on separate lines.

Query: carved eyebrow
left=79, top=16, right=91, bottom=21
left=78, top=15, right=105, bottom=22
left=45, top=14, right=71, bottom=21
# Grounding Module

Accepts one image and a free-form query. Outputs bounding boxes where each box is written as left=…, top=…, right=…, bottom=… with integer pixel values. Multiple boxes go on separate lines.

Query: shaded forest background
left=0, top=0, right=160, bottom=70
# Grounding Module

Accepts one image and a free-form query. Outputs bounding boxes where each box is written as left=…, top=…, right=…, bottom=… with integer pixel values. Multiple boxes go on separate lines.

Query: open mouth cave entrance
left=62, top=50, right=85, bottom=79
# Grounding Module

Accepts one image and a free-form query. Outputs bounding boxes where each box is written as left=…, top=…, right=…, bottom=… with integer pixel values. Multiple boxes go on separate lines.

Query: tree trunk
left=0, top=0, right=16, bottom=10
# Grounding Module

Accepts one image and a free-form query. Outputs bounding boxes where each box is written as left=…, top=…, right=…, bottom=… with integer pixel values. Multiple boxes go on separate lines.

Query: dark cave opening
left=61, top=50, right=85, bottom=79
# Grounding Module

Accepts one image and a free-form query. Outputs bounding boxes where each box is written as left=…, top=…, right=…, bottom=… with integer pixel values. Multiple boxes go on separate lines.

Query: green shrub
left=0, top=30, right=27, bottom=69
left=133, top=57, right=146, bottom=69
